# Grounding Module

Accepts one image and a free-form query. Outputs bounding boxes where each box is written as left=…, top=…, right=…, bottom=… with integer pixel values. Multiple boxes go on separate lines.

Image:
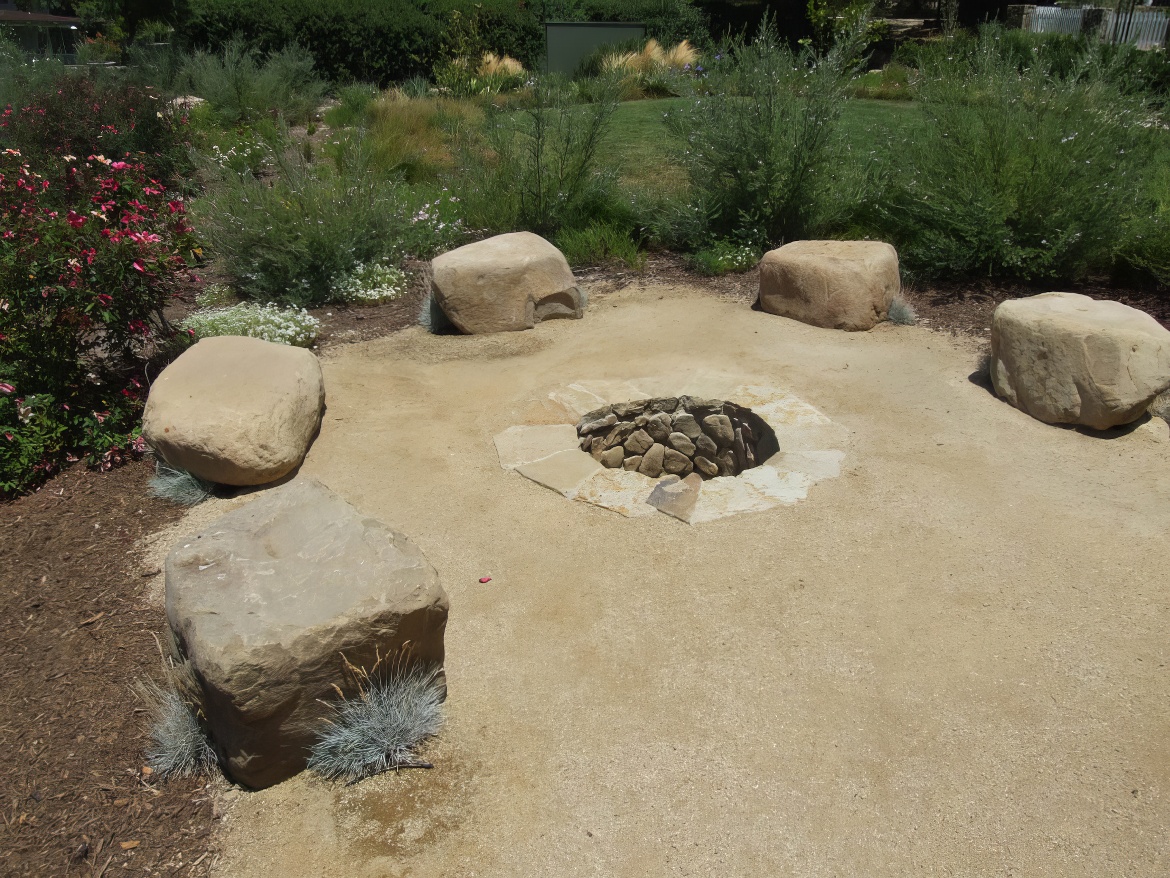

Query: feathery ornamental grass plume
left=308, top=650, right=446, bottom=784
left=887, top=296, right=918, bottom=326
left=137, top=678, right=219, bottom=779
left=148, top=460, right=216, bottom=506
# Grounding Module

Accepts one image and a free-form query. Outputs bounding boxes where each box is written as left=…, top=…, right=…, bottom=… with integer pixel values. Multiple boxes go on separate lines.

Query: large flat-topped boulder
left=165, top=479, right=449, bottom=789
left=759, top=240, right=899, bottom=331
left=430, top=232, right=584, bottom=334
left=990, top=293, right=1170, bottom=429
left=143, top=336, right=325, bottom=486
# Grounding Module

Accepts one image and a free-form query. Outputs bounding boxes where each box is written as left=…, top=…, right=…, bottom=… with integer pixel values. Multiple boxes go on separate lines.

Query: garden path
left=202, top=282, right=1170, bottom=878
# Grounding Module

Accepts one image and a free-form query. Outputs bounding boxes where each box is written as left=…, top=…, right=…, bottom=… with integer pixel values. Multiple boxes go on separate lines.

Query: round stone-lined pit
left=577, top=396, right=779, bottom=480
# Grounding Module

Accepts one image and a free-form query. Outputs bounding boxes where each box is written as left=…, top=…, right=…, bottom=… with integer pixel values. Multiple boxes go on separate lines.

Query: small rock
left=650, top=397, right=679, bottom=413
left=580, top=436, right=592, bottom=452
left=663, top=448, right=692, bottom=475
left=600, top=447, right=625, bottom=468
left=671, top=412, right=703, bottom=440
left=638, top=443, right=666, bottom=478
left=645, top=413, right=673, bottom=443
left=667, top=432, right=696, bottom=456
left=634, top=414, right=650, bottom=427
left=716, top=449, right=738, bottom=476
left=732, top=427, right=747, bottom=470
left=623, top=455, right=643, bottom=471
left=703, top=415, right=735, bottom=447
left=695, top=433, right=718, bottom=457
left=693, top=455, right=719, bottom=479
left=590, top=436, right=606, bottom=459
left=646, top=473, right=703, bottom=523
left=613, top=400, right=648, bottom=418
left=578, top=413, right=617, bottom=434
left=604, top=422, right=636, bottom=446
left=624, top=429, right=654, bottom=456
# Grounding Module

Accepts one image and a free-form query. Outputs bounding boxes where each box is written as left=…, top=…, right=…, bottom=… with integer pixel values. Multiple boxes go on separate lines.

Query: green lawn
left=604, top=96, right=924, bottom=191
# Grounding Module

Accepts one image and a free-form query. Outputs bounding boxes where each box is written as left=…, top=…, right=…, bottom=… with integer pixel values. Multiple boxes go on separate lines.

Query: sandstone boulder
left=430, top=232, right=584, bottom=334
left=143, top=336, right=325, bottom=486
left=759, top=240, right=900, bottom=331
left=165, top=479, right=448, bottom=789
left=990, top=293, right=1170, bottom=429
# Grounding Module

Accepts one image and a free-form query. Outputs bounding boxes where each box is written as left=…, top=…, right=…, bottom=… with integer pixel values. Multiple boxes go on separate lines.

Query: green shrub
left=181, top=302, right=321, bottom=346
left=689, top=240, right=759, bottom=275
left=849, top=62, right=912, bottom=100
left=148, top=460, right=216, bottom=505
left=323, top=83, right=379, bottom=128
left=137, top=677, right=219, bottom=779
left=193, top=136, right=461, bottom=306
left=1116, top=160, right=1170, bottom=286
left=872, top=39, right=1150, bottom=281
left=887, top=296, right=917, bottom=325
left=180, top=0, right=445, bottom=86
left=556, top=221, right=644, bottom=270
left=454, top=77, right=623, bottom=238
left=667, top=18, right=865, bottom=248
left=363, top=92, right=480, bottom=181
left=178, top=36, right=327, bottom=126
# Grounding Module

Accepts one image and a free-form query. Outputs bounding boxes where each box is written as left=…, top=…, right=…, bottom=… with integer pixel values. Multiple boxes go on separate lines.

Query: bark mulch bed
left=0, top=462, right=219, bottom=877
left=2, top=253, right=1165, bottom=876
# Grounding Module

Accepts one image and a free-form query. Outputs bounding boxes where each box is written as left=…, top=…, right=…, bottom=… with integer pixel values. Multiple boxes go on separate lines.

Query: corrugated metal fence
left=1020, top=5, right=1168, bottom=48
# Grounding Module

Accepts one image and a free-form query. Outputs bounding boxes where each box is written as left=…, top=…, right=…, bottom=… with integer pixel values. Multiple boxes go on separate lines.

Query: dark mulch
left=1, top=252, right=1165, bottom=876
left=0, top=461, right=219, bottom=877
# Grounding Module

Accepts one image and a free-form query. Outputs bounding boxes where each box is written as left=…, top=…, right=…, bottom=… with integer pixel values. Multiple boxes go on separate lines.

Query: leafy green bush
left=178, top=36, right=327, bottom=125
left=323, top=83, right=379, bottom=128
left=0, top=150, right=196, bottom=494
left=556, top=221, right=644, bottom=270
left=667, top=18, right=864, bottom=248
left=181, top=302, right=321, bottom=346
left=871, top=39, right=1150, bottom=281
left=180, top=0, right=445, bottom=86
left=455, top=77, right=624, bottom=238
left=193, top=137, right=461, bottom=305
left=689, top=240, right=759, bottom=275
left=1116, top=160, right=1170, bottom=287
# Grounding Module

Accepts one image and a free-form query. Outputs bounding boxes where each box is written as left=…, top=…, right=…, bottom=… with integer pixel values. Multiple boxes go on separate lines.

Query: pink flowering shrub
left=0, top=148, right=197, bottom=495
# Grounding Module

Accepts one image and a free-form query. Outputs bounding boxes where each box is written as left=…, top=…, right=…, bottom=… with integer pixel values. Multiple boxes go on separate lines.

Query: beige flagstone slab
left=572, top=468, right=658, bottom=517
left=494, top=424, right=580, bottom=470
left=516, top=450, right=602, bottom=497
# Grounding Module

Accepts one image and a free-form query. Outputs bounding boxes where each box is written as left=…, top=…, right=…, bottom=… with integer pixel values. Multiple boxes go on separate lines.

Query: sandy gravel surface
left=197, top=282, right=1169, bottom=878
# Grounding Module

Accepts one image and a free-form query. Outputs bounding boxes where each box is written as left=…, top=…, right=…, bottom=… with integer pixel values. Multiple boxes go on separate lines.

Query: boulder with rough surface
left=143, top=336, right=324, bottom=486
left=990, top=292, right=1170, bottom=429
left=165, top=479, right=449, bottom=789
left=430, top=232, right=584, bottom=334
left=759, top=240, right=900, bottom=331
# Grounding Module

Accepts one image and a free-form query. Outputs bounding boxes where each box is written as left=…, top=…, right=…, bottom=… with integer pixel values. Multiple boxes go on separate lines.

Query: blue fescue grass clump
left=148, top=460, right=216, bottom=506
left=138, top=678, right=219, bottom=779
left=308, top=662, right=445, bottom=783
left=887, top=296, right=918, bottom=326
left=418, top=291, right=456, bottom=334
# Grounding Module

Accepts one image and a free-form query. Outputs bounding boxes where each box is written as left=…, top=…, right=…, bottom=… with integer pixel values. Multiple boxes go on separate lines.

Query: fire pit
left=577, top=396, right=779, bottom=480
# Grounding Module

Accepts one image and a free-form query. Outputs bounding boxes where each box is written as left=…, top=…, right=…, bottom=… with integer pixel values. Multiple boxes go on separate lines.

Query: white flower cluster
left=332, top=261, right=409, bottom=303
left=182, top=303, right=320, bottom=348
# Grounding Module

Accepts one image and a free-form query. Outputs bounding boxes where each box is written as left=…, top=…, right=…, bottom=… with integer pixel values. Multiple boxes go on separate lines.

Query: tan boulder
left=430, top=232, right=584, bottom=334
left=759, top=240, right=900, bottom=331
left=990, top=292, right=1170, bottom=429
left=143, top=336, right=325, bottom=485
left=165, top=479, right=449, bottom=789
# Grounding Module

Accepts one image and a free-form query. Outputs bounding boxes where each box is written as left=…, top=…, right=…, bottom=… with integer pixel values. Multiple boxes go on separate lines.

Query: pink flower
left=66, top=210, right=86, bottom=228
left=132, top=260, right=145, bottom=272
left=4, top=433, right=12, bottom=442
left=0, top=383, right=15, bottom=394
left=110, top=161, right=129, bottom=170
left=1, top=230, right=13, bottom=239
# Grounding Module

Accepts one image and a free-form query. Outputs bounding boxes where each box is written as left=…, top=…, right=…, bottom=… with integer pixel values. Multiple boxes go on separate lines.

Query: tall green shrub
left=192, top=136, right=460, bottom=306
left=873, top=38, right=1150, bottom=281
left=455, top=77, right=625, bottom=238
left=667, top=18, right=864, bottom=248
left=178, top=36, right=327, bottom=125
